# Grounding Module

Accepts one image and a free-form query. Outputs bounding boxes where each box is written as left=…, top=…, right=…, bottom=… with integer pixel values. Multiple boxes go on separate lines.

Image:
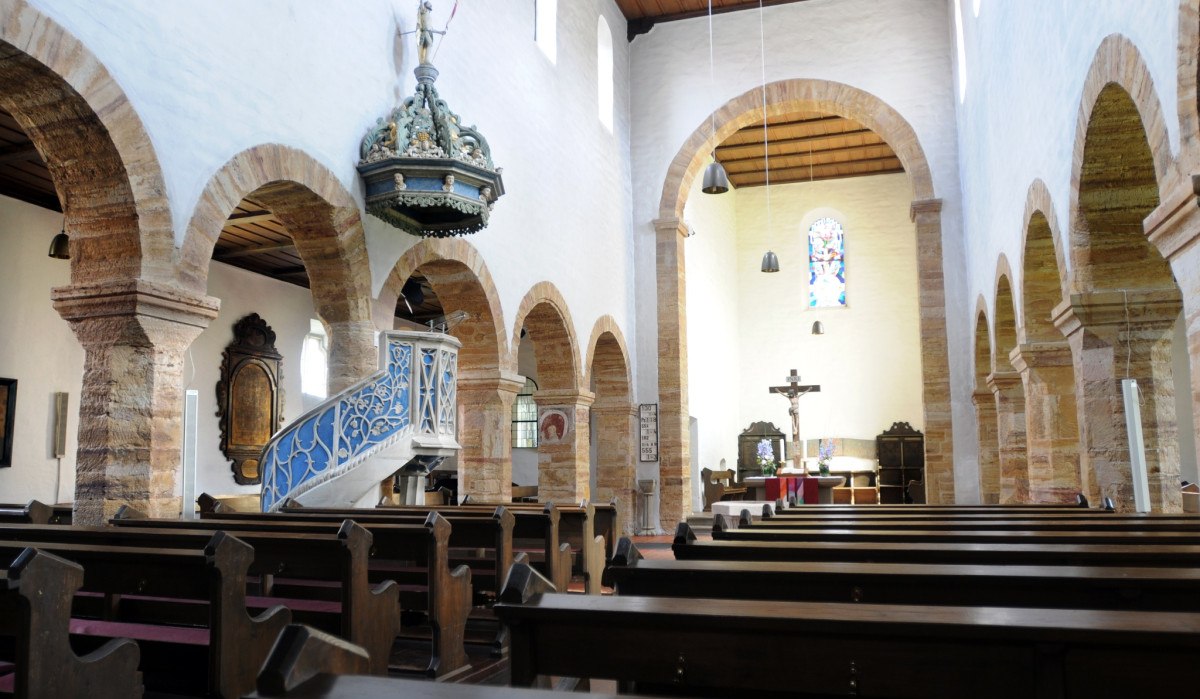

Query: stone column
left=324, top=319, right=379, bottom=393
left=533, top=388, right=595, bottom=505
left=1054, top=291, right=1183, bottom=512
left=457, top=371, right=523, bottom=503
left=52, top=281, right=220, bottom=524
left=987, top=371, right=1029, bottom=503
left=1011, top=342, right=1082, bottom=502
left=971, top=389, right=1001, bottom=504
left=592, top=401, right=636, bottom=535
left=910, top=199, right=956, bottom=503
left=653, top=217, right=691, bottom=529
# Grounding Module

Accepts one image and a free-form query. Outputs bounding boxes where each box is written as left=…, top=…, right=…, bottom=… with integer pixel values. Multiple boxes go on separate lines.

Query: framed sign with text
left=638, top=403, right=659, bottom=462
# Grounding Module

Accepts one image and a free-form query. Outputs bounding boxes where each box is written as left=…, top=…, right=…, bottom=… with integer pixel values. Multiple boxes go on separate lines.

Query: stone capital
left=986, top=371, right=1022, bottom=395
left=52, top=279, right=220, bottom=347
left=1010, top=341, right=1073, bottom=373
left=652, top=216, right=688, bottom=239
left=533, top=388, right=596, bottom=408
left=1145, top=173, right=1200, bottom=261
left=1053, top=289, right=1182, bottom=337
left=909, top=198, right=943, bottom=224
left=972, top=389, right=996, bottom=407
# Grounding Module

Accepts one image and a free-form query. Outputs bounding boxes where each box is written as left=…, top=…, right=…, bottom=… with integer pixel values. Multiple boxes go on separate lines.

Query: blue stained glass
left=808, top=217, right=846, bottom=307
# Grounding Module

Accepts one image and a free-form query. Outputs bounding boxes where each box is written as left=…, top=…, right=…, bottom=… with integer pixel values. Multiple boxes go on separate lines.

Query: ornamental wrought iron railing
left=260, top=329, right=460, bottom=512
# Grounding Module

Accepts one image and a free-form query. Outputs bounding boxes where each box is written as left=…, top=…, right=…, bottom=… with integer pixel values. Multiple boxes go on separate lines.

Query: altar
left=743, top=474, right=844, bottom=504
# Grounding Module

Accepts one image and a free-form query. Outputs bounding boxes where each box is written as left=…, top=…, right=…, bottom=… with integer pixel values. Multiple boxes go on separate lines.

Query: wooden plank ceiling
left=0, top=108, right=59, bottom=212
left=615, top=0, right=810, bottom=40
left=714, top=110, right=903, bottom=189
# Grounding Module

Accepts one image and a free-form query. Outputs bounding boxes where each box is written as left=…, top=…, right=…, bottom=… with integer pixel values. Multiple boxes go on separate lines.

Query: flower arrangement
left=756, top=438, right=777, bottom=476
left=817, top=439, right=835, bottom=477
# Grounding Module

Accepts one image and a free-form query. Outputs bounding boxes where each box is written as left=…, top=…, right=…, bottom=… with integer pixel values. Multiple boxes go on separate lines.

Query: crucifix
left=769, top=369, right=821, bottom=474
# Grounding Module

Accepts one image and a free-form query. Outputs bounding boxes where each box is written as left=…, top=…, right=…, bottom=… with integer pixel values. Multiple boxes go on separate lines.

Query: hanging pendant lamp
left=811, top=320, right=825, bottom=335
left=761, top=250, right=780, bottom=273
left=48, top=228, right=69, bottom=259
left=701, top=0, right=729, bottom=195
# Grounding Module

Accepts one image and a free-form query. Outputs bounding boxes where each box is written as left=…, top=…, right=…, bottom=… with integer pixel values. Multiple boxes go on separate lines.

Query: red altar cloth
left=764, top=476, right=818, bottom=504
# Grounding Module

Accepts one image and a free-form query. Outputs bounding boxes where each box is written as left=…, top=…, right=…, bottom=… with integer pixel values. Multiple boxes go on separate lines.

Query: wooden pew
left=0, top=501, right=51, bottom=525
left=673, top=522, right=1200, bottom=567
left=700, top=467, right=747, bottom=511
left=105, top=514, right=466, bottom=678
left=740, top=512, right=1200, bottom=532
left=0, top=532, right=288, bottom=698
left=608, top=537, right=1200, bottom=611
left=495, top=562, right=1200, bottom=697
left=0, top=548, right=143, bottom=698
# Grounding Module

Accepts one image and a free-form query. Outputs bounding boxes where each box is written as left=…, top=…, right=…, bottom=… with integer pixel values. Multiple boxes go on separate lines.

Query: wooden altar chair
left=701, top=468, right=747, bottom=512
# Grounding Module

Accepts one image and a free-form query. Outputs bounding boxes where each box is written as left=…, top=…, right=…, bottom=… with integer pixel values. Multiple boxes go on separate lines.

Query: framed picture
left=0, top=378, right=15, bottom=468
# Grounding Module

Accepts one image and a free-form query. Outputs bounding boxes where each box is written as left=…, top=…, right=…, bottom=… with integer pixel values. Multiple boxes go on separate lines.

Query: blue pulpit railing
left=260, top=330, right=461, bottom=512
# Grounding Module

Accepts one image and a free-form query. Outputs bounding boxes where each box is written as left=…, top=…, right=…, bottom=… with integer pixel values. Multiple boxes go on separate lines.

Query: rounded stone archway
left=1062, top=34, right=1183, bottom=512
left=1015, top=180, right=1082, bottom=503
left=511, top=282, right=588, bottom=504
left=379, top=237, right=515, bottom=501
left=992, top=262, right=1029, bottom=503
left=973, top=298, right=999, bottom=504
left=585, top=316, right=635, bottom=534
left=656, top=78, right=953, bottom=525
left=182, top=144, right=377, bottom=393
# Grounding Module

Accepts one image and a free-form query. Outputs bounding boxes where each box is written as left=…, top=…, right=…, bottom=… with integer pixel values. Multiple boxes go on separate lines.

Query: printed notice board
left=638, top=403, right=659, bottom=462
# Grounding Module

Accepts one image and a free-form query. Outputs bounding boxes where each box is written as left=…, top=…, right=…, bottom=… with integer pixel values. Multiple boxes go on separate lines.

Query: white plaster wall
left=682, top=173, right=741, bottom=511
left=630, top=0, right=970, bottom=499
left=0, top=195, right=79, bottom=505
left=736, top=175, right=924, bottom=445
left=185, top=262, right=320, bottom=499
left=27, top=0, right=638, bottom=405
left=953, top=0, right=1185, bottom=496
left=1174, top=313, right=1199, bottom=485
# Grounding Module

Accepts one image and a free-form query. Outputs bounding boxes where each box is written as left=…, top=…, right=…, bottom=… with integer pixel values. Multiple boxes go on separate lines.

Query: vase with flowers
left=756, top=438, right=778, bottom=476
left=817, top=439, right=834, bottom=477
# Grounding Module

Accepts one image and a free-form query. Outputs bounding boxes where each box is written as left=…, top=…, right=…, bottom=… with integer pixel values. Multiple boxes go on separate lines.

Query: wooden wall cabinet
left=876, top=422, right=924, bottom=504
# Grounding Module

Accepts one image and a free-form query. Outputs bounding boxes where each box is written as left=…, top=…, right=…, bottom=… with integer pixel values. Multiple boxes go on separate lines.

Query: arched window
left=535, top=0, right=557, bottom=63
left=511, top=377, right=539, bottom=448
left=301, top=319, right=329, bottom=400
left=597, top=16, right=614, bottom=131
left=808, top=217, right=846, bottom=308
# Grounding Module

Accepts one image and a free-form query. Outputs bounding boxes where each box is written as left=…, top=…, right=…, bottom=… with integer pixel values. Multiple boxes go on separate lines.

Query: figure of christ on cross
left=769, top=369, right=821, bottom=475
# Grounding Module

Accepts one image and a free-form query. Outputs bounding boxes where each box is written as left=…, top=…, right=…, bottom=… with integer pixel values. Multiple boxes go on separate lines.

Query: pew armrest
left=255, top=624, right=371, bottom=697
left=500, top=562, right=557, bottom=603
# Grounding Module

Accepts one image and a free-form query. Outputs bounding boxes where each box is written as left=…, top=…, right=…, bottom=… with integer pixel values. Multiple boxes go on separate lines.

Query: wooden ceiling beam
left=624, top=0, right=810, bottom=41
left=275, top=266, right=309, bottom=276
left=213, top=241, right=298, bottom=261
left=225, top=210, right=276, bottom=225
left=717, top=139, right=891, bottom=167
left=730, top=157, right=905, bottom=186
left=0, top=142, right=38, bottom=164
left=731, top=166, right=907, bottom=188
left=726, top=114, right=848, bottom=138
left=716, top=128, right=877, bottom=159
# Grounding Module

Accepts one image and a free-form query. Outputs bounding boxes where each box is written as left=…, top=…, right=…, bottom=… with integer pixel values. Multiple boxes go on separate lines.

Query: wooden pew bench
left=106, top=514, right=464, bottom=678
left=738, top=512, right=1200, bottom=532
left=495, top=563, right=1200, bottom=698
left=0, top=533, right=286, bottom=698
left=0, top=548, right=142, bottom=698
left=0, top=501, right=51, bottom=525
left=700, top=467, right=747, bottom=512
left=608, top=538, right=1200, bottom=611
left=673, top=523, right=1200, bottom=567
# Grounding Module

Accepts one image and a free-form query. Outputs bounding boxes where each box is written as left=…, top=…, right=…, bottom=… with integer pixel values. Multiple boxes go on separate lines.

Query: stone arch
left=512, top=282, right=587, bottom=504
left=993, top=263, right=1030, bottom=502
left=655, top=78, right=953, bottom=519
left=1017, top=180, right=1083, bottom=502
left=1065, top=35, right=1184, bottom=511
left=1177, top=0, right=1200, bottom=167
left=973, top=299, right=1000, bottom=504
left=585, top=316, right=635, bottom=533
left=181, top=144, right=376, bottom=391
left=0, top=0, right=173, bottom=286
left=379, top=237, right=514, bottom=501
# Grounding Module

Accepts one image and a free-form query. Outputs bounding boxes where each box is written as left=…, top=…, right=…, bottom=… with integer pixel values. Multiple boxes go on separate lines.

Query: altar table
left=743, top=476, right=818, bottom=504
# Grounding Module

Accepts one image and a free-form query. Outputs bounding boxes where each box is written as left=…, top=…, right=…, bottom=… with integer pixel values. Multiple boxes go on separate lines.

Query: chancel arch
left=181, top=144, right=376, bottom=395
left=1015, top=181, right=1082, bottom=502
left=1063, top=35, right=1184, bottom=512
left=511, top=282, right=589, bottom=504
left=378, top=237, right=515, bottom=502
left=0, top=0, right=219, bottom=523
left=656, top=78, right=952, bottom=528
left=973, top=299, right=1000, bottom=504
left=585, top=316, right=634, bottom=534
left=991, top=262, right=1030, bottom=503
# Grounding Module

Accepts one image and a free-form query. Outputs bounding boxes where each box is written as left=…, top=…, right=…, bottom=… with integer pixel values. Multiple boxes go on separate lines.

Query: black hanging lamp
left=761, top=250, right=780, bottom=273
left=811, top=320, right=825, bottom=335
left=48, top=228, right=69, bottom=259
left=701, top=0, right=729, bottom=195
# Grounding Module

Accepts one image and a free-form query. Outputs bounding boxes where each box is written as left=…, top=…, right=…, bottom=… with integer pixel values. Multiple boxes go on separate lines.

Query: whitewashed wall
left=29, top=0, right=638, bottom=406
left=630, top=0, right=970, bottom=500
left=736, top=175, right=923, bottom=445
left=954, top=0, right=1191, bottom=492
left=0, top=196, right=78, bottom=504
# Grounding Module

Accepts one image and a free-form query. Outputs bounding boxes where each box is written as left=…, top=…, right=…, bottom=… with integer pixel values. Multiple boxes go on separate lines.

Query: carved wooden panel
left=217, top=314, right=284, bottom=485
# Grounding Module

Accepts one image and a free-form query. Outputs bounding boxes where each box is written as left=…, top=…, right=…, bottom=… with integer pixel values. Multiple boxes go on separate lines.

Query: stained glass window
left=808, top=217, right=846, bottom=307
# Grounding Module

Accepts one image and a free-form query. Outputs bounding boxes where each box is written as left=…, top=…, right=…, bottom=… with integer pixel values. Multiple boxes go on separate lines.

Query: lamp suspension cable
left=758, top=0, right=771, bottom=233
left=701, top=0, right=730, bottom=194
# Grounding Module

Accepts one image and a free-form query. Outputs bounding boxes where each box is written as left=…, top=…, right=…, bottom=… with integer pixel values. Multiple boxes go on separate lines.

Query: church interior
left=2, top=0, right=1200, bottom=696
